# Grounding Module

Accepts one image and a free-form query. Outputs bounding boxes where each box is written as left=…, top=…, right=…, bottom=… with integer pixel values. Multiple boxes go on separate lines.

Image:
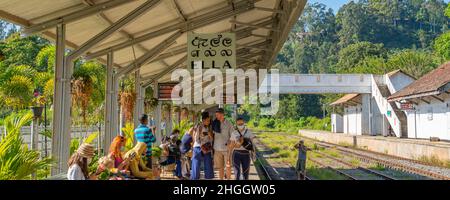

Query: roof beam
left=171, top=0, right=187, bottom=22
left=146, top=27, right=265, bottom=64
left=431, top=95, right=444, bottom=103
left=254, top=6, right=285, bottom=14
left=117, top=31, right=182, bottom=77
left=230, top=19, right=280, bottom=32
left=419, top=98, right=430, bottom=104
left=82, top=0, right=150, bottom=53
left=142, top=55, right=187, bottom=87
left=22, top=0, right=136, bottom=35
left=67, top=0, right=161, bottom=61
left=84, top=0, right=255, bottom=60
left=0, top=10, right=30, bottom=26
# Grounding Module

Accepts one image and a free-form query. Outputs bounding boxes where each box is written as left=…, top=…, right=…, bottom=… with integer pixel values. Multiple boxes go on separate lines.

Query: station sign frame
left=187, top=32, right=236, bottom=71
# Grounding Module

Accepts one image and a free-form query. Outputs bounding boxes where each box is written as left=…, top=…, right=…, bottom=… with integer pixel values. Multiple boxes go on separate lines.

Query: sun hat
left=77, top=143, right=95, bottom=158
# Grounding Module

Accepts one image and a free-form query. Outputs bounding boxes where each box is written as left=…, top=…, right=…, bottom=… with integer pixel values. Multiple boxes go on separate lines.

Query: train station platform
left=161, top=160, right=260, bottom=180
left=299, top=130, right=450, bottom=163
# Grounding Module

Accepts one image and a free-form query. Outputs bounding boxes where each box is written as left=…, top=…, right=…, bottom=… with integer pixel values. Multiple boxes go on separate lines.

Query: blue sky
left=309, top=0, right=348, bottom=13
left=309, top=0, right=450, bottom=13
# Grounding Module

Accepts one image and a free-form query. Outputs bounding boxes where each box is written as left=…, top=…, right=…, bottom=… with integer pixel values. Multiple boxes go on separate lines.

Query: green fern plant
left=172, top=119, right=193, bottom=140
left=0, top=112, right=52, bottom=180
left=69, top=132, right=99, bottom=155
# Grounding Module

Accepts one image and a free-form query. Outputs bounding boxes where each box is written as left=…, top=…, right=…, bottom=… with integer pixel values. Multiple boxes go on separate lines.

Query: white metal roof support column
left=104, top=51, right=114, bottom=152
left=60, top=57, right=74, bottom=174
left=152, top=82, right=162, bottom=145
left=51, top=23, right=65, bottom=175
left=134, top=70, right=142, bottom=128
left=112, top=73, right=120, bottom=137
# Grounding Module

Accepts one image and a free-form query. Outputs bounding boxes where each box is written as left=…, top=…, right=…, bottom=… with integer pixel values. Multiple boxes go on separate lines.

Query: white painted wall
left=331, top=114, right=343, bottom=133
left=371, top=96, right=384, bottom=136
left=407, top=96, right=450, bottom=140
left=343, top=105, right=362, bottom=135
left=385, top=73, right=415, bottom=94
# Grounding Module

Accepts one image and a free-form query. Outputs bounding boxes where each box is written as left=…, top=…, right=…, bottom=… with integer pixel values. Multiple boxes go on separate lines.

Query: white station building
left=330, top=70, right=417, bottom=137
left=388, top=62, right=450, bottom=141
left=330, top=62, right=450, bottom=141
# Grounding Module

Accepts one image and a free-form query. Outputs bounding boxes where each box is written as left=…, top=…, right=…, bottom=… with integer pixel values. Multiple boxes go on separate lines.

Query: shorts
left=214, top=151, right=229, bottom=169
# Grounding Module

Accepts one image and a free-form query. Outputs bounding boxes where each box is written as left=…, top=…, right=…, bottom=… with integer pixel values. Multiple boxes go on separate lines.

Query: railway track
left=307, top=158, right=357, bottom=180
left=253, top=130, right=450, bottom=180
left=318, top=143, right=447, bottom=180
left=284, top=132, right=450, bottom=180
left=253, top=139, right=311, bottom=180
left=311, top=149, right=397, bottom=180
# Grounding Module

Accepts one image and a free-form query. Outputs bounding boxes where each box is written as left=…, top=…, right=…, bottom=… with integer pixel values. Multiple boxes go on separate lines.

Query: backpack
left=237, top=129, right=253, bottom=151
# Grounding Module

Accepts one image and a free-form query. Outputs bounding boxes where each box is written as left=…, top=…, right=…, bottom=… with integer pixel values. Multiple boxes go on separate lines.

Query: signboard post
left=400, top=103, right=414, bottom=111
left=187, top=33, right=236, bottom=71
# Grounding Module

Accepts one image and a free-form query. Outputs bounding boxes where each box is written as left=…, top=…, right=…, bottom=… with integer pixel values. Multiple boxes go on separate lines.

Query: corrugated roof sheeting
left=330, top=94, right=362, bottom=106
left=0, top=0, right=307, bottom=81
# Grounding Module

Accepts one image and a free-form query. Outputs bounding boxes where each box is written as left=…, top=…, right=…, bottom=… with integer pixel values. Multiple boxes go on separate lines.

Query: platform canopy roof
left=330, top=94, right=362, bottom=106
left=0, top=0, right=306, bottom=86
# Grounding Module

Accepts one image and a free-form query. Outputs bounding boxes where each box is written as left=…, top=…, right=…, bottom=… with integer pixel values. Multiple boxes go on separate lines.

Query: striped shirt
left=134, top=124, right=156, bottom=157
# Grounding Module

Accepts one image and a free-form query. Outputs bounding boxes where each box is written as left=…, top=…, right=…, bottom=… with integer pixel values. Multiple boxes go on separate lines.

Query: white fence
left=0, top=125, right=104, bottom=156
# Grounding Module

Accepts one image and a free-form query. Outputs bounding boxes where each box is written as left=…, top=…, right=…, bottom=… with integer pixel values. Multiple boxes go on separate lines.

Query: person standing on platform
left=230, top=118, right=255, bottom=180
left=212, top=108, right=233, bottom=180
left=180, top=127, right=194, bottom=179
left=190, top=112, right=214, bottom=180
left=134, top=114, right=156, bottom=171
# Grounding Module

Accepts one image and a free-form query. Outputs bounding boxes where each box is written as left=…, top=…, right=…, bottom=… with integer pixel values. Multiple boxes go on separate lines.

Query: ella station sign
left=187, top=33, right=236, bottom=71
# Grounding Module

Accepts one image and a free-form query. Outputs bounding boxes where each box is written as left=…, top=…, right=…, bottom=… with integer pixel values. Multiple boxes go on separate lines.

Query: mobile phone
left=129, top=152, right=137, bottom=159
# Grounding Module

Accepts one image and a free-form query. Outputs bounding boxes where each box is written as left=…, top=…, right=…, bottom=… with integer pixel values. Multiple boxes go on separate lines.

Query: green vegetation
left=246, top=116, right=331, bottom=133
left=0, top=112, right=52, bottom=180
left=256, top=131, right=347, bottom=180
left=173, top=119, right=193, bottom=140
left=417, top=155, right=450, bottom=168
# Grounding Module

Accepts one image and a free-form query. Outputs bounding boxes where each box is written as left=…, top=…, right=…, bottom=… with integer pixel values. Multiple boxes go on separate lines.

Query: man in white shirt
left=213, top=108, right=233, bottom=180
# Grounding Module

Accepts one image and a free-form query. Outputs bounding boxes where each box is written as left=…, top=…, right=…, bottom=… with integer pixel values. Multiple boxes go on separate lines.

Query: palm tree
left=0, top=112, right=52, bottom=180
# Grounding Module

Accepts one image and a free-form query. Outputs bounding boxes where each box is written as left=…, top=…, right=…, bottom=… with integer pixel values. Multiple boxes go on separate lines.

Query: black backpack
left=237, top=129, right=253, bottom=151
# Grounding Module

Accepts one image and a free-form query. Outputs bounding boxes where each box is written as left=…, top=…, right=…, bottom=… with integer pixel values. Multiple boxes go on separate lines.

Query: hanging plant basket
left=173, top=106, right=181, bottom=113
left=31, top=106, right=44, bottom=118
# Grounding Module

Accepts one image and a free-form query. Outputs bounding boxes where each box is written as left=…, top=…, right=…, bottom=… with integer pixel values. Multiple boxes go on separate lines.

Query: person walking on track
left=294, top=140, right=309, bottom=180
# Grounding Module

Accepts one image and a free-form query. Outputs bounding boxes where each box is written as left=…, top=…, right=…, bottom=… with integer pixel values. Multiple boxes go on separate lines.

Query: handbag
left=238, top=129, right=254, bottom=151
left=196, top=124, right=213, bottom=154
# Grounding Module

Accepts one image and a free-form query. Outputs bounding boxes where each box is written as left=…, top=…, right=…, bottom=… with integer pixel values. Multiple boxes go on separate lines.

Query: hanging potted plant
left=144, top=97, right=159, bottom=113
left=31, top=90, right=45, bottom=118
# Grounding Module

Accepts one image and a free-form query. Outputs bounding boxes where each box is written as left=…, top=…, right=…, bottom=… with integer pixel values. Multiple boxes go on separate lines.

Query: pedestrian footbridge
left=260, top=74, right=373, bottom=94
left=259, top=72, right=415, bottom=139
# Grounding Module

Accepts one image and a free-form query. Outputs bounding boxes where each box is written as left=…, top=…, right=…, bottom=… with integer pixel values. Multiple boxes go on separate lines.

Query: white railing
left=260, top=74, right=375, bottom=94
left=370, top=76, right=402, bottom=137
left=0, top=125, right=104, bottom=155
